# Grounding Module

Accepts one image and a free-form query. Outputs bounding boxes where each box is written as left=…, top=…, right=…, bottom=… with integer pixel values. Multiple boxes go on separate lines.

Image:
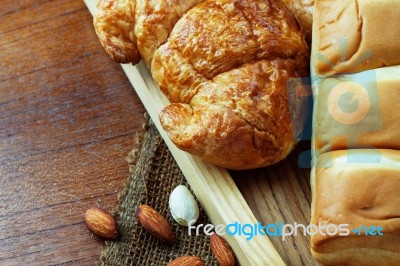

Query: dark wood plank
left=0, top=0, right=145, bottom=264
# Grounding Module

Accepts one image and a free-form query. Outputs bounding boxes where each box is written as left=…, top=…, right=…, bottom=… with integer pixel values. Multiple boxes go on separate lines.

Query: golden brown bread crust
left=94, top=0, right=140, bottom=64
left=94, top=0, right=205, bottom=65
left=281, top=0, right=314, bottom=40
left=312, top=248, right=400, bottom=266
left=154, top=0, right=309, bottom=169
left=94, top=0, right=310, bottom=169
left=315, top=66, right=400, bottom=156
left=134, top=0, right=205, bottom=65
left=311, top=1, right=400, bottom=264
left=94, top=0, right=313, bottom=67
left=160, top=59, right=302, bottom=169
left=311, top=150, right=400, bottom=265
left=313, top=0, right=400, bottom=76
left=151, top=42, right=208, bottom=103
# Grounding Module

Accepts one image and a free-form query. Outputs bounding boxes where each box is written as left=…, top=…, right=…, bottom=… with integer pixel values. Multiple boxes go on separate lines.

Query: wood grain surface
left=232, top=141, right=315, bottom=266
left=0, top=0, right=145, bottom=264
left=0, top=0, right=316, bottom=265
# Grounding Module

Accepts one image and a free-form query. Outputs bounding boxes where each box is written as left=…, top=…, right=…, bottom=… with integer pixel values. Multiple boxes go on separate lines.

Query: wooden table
left=0, top=0, right=314, bottom=265
left=0, top=0, right=145, bottom=264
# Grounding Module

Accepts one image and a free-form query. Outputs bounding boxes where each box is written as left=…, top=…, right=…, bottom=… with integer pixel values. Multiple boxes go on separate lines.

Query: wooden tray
left=85, top=1, right=316, bottom=265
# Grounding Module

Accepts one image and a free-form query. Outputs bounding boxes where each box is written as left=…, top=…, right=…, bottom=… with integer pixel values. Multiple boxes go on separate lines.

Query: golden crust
left=313, top=0, right=400, bottom=76
left=94, top=0, right=204, bottom=65
left=94, top=0, right=140, bottom=64
left=312, top=248, right=400, bottom=266
left=311, top=150, right=400, bottom=265
left=154, top=0, right=309, bottom=169
left=94, top=0, right=310, bottom=169
left=161, top=0, right=307, bottom=79
left=281, top=0, right=314, bottom=41
left=134, top=0, right=205, bottom=66
left=160, top=59, right=303, bottom=170
left=310, top=1, right=400, bottom=264
left=152, top=0, right=308, bottom=104
left=151, top=42, right=208, bottom=103
left=315, top=66, right=400, bottom=156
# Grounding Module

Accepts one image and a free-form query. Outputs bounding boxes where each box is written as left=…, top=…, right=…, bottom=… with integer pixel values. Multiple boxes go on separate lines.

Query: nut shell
left=167, top=256, right=205, bottom=266
left=169, top=185, right=199, bottom=226
left=210, top=234, right=235, bottom=266
left=84, top=207, right=118, bottom=240
left=136, top=204, right=174, bottom=244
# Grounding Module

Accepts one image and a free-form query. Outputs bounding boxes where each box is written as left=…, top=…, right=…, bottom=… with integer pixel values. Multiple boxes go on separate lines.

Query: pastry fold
left=94, top=0, right=312, bottom=169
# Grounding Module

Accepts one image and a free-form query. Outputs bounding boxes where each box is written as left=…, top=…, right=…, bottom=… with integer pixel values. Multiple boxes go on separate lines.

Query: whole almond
left=84, top=207, right=118, bottom=240
left=210, top=234, right=235, bottom=266
left=136, top=204, right=174, bottom=244
left=167, top=256, right=204, bottom=266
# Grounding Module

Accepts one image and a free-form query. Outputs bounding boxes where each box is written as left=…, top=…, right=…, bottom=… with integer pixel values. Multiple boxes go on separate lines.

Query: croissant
left=94, top=0, right=310, bottom=169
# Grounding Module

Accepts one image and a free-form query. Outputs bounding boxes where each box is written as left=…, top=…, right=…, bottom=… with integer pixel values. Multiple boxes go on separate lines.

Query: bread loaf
left=312, top=0, right=400, bottom=76
left=94, top=0, right=312, bottom=169
left=315, top=66, right=400, bottom=155
left=311, top=150, right=400, bottom=265
left=311, top=0, right=400, bottom=264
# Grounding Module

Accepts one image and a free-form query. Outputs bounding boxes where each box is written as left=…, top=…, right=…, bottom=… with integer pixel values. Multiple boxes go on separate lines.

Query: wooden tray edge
left=84, top=1, right=285, bottom=264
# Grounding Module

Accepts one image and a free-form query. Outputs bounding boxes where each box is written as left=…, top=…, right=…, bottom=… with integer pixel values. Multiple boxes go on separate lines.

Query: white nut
left=169, top=185, right=199, bottom=226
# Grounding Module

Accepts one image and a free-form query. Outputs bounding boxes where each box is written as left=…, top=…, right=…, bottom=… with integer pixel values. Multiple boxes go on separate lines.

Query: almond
left=84, top=207, right=118, bottom=240
left=136, top=204, right=174, bottom=245
left=210, top=234, right=235, bottom=266
left=167, top=256, right=204, bottom=266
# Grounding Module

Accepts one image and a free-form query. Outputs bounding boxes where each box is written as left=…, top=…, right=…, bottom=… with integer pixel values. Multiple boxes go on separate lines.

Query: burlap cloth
left=99, top=117, right=217, bottom=265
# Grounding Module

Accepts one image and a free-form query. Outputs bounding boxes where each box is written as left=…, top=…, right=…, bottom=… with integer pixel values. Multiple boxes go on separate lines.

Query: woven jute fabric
left=99, top=119, right=217, bottom=266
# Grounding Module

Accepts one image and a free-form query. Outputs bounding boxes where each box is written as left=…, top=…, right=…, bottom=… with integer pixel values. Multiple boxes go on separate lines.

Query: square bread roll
left=311, top=149, right=400, bottom=265
left=314, top=66, right=400, bottom=155
left=312, top=0, right=400, bottom=76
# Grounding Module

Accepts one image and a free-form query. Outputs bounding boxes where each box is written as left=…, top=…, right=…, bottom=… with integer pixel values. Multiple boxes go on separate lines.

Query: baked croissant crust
left=94, top=0, right=140, bottom=64
left=160, top=59, right=306, bottom=169
left=94, top=0, right=310, bottom=169
left=281, top=0, right=314, bottom=41
left=94, top=0, right=204, bottom=65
